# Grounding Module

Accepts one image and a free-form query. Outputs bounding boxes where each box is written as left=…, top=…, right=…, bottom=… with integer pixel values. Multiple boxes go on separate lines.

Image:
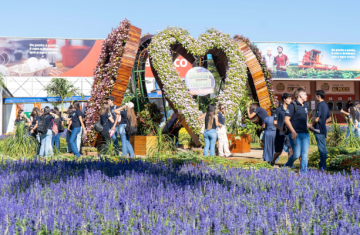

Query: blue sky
left=1, top=0, right=359, bottom=43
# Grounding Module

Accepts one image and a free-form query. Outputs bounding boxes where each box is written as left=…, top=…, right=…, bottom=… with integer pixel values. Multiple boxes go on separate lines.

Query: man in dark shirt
left=105, top=96, right=120, bottom=155
left=312, top=90, right=331, bottom=171
left=271, top=93, right=293, bottom=166
left=284, top=86, right=315, bottom=174
left=275, top=46, right=289, bottom=78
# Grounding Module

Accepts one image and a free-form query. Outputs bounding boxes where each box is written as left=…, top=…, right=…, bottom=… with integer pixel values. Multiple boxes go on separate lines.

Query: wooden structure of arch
left=111, top=25, right=142, bottom=106
left=92, top=25, right=141, bottom=146
left=234, top=39, right=272, bottom=115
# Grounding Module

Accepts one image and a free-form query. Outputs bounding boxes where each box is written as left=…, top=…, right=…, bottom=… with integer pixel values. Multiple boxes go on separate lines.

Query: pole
left=161, top=92, right=169, bottom=133
left=133, top=70, right=140, bottom=112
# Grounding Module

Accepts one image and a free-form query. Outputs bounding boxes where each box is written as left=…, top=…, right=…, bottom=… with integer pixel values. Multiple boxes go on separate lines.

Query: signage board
left=316, top=81, right=355, bottom=94
left=185, top=67, right=215, bottom=96
left=0, top=37, right=103, bottom=77
left=272, top=81, right=311, bottom=94
left=254, top=42, right=360, bottom=80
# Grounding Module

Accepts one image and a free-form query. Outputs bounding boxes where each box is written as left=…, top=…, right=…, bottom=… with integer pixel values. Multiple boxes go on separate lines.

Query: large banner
left=0, top=37, right=103, bottom=77
left=254, top=42, right=360, bottom=79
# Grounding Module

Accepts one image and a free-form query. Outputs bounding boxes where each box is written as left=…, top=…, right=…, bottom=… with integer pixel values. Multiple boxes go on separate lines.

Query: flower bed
left=308, top=147, right=358, bottom=171
left=0, top=159, right=359, bottom=233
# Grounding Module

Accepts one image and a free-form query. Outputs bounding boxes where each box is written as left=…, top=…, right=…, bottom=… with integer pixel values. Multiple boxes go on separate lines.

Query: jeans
left=69, top=127, right=81, bottom=158
left=39, top=129, right=53, bottom=157
left=111, top=125, right=120, bottom=155
left=119, top=124, right=134, bottom=157
left=315, top=133, right=327, bottom=170
left=284, top=133, right=310, bottom=174
left=66, top=130, right=72, bottom=153
left=52, top=132, right=61, bottom=150
left=203, top=129, right=217, bottom=156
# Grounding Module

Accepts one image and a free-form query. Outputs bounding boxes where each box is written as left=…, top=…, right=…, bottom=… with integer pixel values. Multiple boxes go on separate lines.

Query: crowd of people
left=197, top=86, right=333, bottom=174
left=14, top=96, right=138, bottom=159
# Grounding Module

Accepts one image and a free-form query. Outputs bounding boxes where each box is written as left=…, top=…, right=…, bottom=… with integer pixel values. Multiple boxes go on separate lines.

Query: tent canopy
left=3, top=96, right=90, bottom=104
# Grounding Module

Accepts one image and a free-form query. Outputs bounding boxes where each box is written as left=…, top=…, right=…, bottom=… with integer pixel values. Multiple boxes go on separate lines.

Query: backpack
left=283, top=102, right=303, bottom=134
left=37, top=116, right=48, bottom=134
left=94, top=118, right=103, bottom=132
left=125, top=118, right=137, bottom=135
left=55, top=118, right=65, bottom=132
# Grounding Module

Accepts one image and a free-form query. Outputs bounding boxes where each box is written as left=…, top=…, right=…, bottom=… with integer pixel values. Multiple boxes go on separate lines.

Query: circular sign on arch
left=185, top=67, right=215, bottom=96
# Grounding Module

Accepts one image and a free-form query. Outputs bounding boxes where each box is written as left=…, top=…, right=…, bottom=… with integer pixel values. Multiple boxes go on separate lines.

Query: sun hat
left=125, top=102, right=134, bottom=109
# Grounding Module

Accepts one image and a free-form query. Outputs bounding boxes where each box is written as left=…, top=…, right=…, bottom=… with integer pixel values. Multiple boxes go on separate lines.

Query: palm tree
left=44, top=78, right=83, bottom=115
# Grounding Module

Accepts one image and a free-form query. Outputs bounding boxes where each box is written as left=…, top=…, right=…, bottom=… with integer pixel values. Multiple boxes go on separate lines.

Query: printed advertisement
left=0, top=37, right=103, bottom=77
left=255, top=42, right=360, bottom=79
left=184, top=67, right=215, bottom=96
left=272, top=81, right=311, bottom=94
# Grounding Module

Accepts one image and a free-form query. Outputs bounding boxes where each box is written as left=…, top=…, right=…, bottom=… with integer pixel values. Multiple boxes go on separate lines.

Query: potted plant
left=82, top=147, right=98, bottom=156
left=130, top=102, right=164, bottom=155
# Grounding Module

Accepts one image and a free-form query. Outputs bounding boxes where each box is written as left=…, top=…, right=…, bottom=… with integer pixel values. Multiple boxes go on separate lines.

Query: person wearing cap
left=105, top=96, right=120, bottom=155
left=114, top=102, right=136, bottom=157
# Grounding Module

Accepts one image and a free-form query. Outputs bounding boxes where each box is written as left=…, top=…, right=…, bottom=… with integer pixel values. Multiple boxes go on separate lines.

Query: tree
left=44, top=78, right=83, bottom=115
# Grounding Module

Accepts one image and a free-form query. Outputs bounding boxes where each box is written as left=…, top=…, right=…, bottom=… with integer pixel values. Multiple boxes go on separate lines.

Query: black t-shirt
left=30, top=116, right=38, bottom=126
left=254, top=107, right=269, bottom=123
left=120, top=111, right=127, bottom=125
left=274, top=105, right=286, bottom=136
left=15, top=118, right=27, bottom=126
left=71, top=110, right=83, bottom=128
left=44, top=115, right=54, bottom=130
left=217, top=112, right=225, bottom=125
left=285, top=101, right=308, bottom=134
left=100, top=113, right=111, bottom=130
left=315, top=101, right=330, bottom=136
left=205, top=114, right=216, bottom=130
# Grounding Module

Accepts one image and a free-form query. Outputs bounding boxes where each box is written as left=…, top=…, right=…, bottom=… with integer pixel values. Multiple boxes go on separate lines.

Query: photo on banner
left=0, top=37, right=103, bottom=77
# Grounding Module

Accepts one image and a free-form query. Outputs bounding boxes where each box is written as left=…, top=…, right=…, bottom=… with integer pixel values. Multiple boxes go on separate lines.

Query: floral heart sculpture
left=149, top=27, right=248, bottom=136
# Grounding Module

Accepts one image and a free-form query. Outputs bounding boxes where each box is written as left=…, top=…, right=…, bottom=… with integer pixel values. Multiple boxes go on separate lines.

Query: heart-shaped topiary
left=149, top=27, right=248, bottom=136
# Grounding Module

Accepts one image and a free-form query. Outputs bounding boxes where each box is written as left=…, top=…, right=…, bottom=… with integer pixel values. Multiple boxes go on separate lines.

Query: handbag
left=260, top=130, right=265, bottom=141
left=51, top=119, right=59, bottom=135
left=200, top=124, right=205, bottom=134
left=125, top=118, right=137, bottom=135
left=57, top=118, right=65, bottom=132
left=94, top=119, right=103, bottom=132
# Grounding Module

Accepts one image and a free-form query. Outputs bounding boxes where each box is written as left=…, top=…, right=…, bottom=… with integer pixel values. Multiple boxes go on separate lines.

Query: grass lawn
left=247, top=143, right=319, bottom=170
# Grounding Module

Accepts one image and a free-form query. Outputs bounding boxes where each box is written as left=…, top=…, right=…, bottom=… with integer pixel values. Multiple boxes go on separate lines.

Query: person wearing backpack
left=68, top=101, right=87, bottom=158
left=114, top=102, right=137, bottom=157
left=99, top=103, right=115, bottom=152
left=271, top=93, right=293, bottom=166
left=283, top=87, right=315, bottom=174
left=51, top=108, right=64, bottom=151
left=38, top=107, right=55, bottom=158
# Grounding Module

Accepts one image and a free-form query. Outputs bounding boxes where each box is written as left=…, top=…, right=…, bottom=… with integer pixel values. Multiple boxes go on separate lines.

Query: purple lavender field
left=0, top=158, right=359, bottom=234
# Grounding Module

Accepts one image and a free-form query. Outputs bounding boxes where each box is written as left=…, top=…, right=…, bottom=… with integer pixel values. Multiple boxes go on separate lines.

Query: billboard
left=0, top=37, right=103, bottom=77
left=254, top=42, right=360, bottom=79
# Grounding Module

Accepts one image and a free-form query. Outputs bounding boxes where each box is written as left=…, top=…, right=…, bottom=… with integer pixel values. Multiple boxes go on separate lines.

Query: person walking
left=284, top=87, right=315, bottom=174
left=99, top=104, right=114, bottom=153
left=39, top=107, right=54, bottom=158
left=216, top=104, right=232, bottom=158
left=52, top=109, right=64, bottom=151
left=271, top=93, right=293, bottom=166
left=263, top=109, right=277, bottom=163
left=68, top=101, right=87, bottom=158
left=64, top=106, right=73, bottom=153
left=29, top=108, right=41, bottom=153
left=105, top=96, right=120, bottom=155
left=114, top=102, right=136, bottom=157
left=197, top=104, right=222, bottom=156
left=312, top=90, right=331, bottom=171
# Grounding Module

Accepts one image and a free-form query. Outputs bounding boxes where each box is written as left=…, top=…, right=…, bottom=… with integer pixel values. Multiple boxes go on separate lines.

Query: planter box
left=227, top=134, right=251, bottom=153
left=130, top=136, right=158, bottom=156
left=84, top=152, right=98, bottom=156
